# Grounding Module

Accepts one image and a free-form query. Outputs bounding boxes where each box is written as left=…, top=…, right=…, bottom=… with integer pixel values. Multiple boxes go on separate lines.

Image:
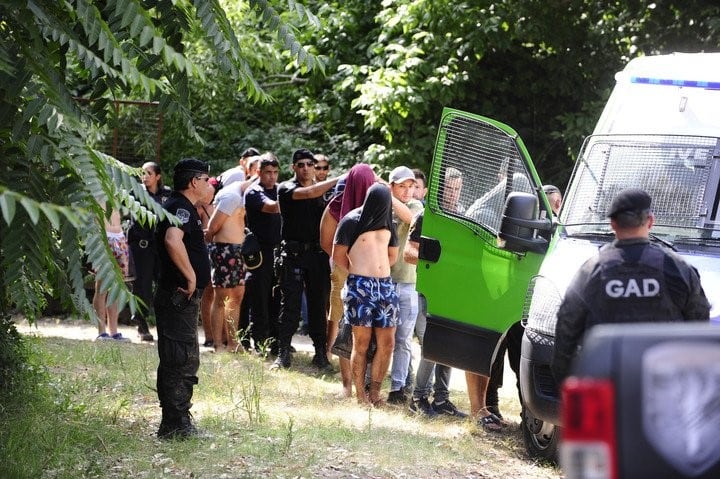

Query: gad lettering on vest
left=605, top=278, right=660, bottom=298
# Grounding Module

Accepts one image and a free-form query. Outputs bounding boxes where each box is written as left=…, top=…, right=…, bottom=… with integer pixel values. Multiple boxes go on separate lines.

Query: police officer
left=552, top=188, right=710, bottom=382
left=271, top=148, right=340, bottom=371
left=127, top=161, right=171, bottom=342
left=154, top=158, right=213, bottom=439
left=244, top=153, right=282, bottom=353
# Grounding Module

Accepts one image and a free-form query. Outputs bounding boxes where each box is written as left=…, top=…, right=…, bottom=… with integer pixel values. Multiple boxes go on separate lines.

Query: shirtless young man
left=332, top=183, right=399, bottom=406
left=204, top=171, right=246, bottom=352
left=94, top=207, right=131, bottom=341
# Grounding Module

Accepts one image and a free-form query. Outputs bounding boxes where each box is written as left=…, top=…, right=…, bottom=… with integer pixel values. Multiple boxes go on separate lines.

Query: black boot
left=311, top=347, right=332, bottom=372
left=270, top=347, right=291, bottom=370
left=157, top=409, right=181, bottom=439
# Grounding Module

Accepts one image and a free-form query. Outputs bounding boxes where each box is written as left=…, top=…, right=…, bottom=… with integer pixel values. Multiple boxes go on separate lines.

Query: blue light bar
left=631, top=76, right=720, bottom=89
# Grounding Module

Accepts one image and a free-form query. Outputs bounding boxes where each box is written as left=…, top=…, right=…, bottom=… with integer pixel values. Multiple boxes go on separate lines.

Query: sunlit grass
left=1, top=335, right=562, bottom=478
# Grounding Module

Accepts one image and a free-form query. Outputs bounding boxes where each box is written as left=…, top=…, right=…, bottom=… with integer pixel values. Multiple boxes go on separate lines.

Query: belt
left=282, top=240, right=320, bottom=254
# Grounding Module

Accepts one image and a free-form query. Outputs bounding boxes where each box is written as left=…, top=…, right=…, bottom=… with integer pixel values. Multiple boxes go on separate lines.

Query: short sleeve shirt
left=390, top=199, right=424, bottom=283
left=213, top=183, right=244, bottom=216
left=156, top=191, right=211, bottom=290
left=278, top=178, right=326, bottom=242
left=245, top=182, right=281, bottom=245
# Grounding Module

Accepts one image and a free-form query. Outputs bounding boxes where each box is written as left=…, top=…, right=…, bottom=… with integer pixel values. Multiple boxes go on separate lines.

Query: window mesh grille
left=563, top=135, right=719, bottom=231
left=434, top=116, right=536, bottom=234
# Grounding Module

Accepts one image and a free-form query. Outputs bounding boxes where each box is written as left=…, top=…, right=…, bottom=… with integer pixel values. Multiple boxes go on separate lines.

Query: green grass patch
left=1, top=334, right=562, bottom=478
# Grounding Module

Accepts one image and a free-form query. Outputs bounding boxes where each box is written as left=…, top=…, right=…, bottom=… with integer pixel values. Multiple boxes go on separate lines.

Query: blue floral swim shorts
left=342, top=274, right=399, bottom=328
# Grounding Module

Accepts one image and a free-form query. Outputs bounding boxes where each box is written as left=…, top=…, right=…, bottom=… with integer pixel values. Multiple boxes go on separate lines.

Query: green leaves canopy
left=0, top=0, right=321, bottom=321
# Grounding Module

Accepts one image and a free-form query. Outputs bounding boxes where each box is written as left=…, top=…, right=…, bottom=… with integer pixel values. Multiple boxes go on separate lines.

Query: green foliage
left=0, top=0, right=323, bottom=322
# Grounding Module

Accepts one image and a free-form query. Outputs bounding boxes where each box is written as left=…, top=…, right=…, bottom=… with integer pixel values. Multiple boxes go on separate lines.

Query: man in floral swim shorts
left=333, top=183, right=399, bottom=406
left=205, top=168, right=247, bottom=352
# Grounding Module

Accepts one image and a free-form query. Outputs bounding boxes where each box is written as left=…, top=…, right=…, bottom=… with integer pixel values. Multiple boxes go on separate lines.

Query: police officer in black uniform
left=154, top=158, right=213, bottom=439
left=128, top=161, right=172, bottom=341
left=271, top=148, right=340, bottom=371
left=244, top=154, right=282, bottom=353
left=552, top=188, right=710, bottom=382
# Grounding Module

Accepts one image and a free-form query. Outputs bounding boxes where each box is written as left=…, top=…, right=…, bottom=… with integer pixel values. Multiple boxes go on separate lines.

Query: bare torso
left=212, top=206, right=246, bottom=244
left=346, top=230, right=393, bottom=277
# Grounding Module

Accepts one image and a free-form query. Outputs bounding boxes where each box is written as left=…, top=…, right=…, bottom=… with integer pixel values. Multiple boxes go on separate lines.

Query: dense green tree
left=293, top=0, right=720, bottom=184
left=0, top=0, right=322, bottom=326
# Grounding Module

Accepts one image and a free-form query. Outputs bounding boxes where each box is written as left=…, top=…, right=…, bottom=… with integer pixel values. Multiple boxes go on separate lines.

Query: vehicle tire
left=521, top=405, right=559, bottom=463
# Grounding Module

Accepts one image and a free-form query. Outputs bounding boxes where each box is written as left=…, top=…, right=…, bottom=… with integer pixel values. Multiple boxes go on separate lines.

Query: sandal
left=478, top=409, right=504, bottom=432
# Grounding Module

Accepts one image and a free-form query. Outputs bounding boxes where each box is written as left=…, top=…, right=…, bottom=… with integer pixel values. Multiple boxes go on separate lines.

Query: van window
left=434, top=117, right=535, bottom=235
left=563, top=134, right=720, bottom=240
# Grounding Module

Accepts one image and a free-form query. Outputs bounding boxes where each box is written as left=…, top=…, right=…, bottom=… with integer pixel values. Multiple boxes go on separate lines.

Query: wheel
left=521, top=406, right=559, bottom=463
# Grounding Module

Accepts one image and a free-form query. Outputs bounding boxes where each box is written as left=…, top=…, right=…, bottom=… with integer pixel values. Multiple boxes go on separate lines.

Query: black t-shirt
left=245, top=182, right=281, bottom=245
left=278, top=179, right=326, bottom=242
left=156, top=191, right=211, bottom=290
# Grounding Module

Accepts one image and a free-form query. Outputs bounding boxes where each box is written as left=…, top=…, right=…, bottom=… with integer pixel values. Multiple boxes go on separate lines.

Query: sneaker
left=140, top=332, right=154, bottom=342
left=409, top=397, right=438, bottom=418
left=96, top=333, right=111, bottom=341
left=387, top=390, right=408, bottom=405
left=432, top=399, right=468, bottom=418
left=111, top=333, right=131, bottom=342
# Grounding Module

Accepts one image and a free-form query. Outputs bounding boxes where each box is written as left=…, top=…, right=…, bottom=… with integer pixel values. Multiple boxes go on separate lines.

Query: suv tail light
left=560, top=378, right=618, bottom=479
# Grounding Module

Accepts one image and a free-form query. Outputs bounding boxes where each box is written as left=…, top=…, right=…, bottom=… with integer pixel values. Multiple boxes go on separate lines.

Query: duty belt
left=282, top=240, right=320, bottom=254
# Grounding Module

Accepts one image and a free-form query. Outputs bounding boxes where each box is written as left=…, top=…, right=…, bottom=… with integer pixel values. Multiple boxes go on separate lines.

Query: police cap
left=607, top=188, right=652, bottom=218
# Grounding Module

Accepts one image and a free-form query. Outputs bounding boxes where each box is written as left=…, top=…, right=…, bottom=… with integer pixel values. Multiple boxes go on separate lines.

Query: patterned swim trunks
left=107, top=231, right=130, bottom=278
left=208, top=242, right=245, bottom=288
left=342, top=274, right=399, bottom=328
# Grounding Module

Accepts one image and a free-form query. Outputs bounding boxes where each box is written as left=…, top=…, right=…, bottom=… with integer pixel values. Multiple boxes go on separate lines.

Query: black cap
left=241, top=147, right=260, bottom=158
left=174, top=158, right=209, bottom=174
left=292, top=148, right=315, bottom=164
left=607, top=188, right=652, bottom=218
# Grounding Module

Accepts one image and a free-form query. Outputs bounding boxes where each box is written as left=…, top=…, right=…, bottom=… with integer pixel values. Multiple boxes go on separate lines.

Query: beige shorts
left=328, top=267, right=348, bottom=322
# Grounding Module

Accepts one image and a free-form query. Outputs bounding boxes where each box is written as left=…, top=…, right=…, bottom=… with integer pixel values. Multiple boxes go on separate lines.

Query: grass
left=1, top=333, right=563, bottom=478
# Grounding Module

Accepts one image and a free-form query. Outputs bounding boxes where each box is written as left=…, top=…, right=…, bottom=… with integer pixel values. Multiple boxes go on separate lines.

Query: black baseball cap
left=174, top=158, right=209, bottom=174
left=607, top=188, right=652, bottom=218
left=292, top=148, right=315, bottom=164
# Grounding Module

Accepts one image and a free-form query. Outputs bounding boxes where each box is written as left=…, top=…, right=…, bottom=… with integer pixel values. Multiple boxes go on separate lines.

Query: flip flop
left=478, top=411, right=504, bottom=432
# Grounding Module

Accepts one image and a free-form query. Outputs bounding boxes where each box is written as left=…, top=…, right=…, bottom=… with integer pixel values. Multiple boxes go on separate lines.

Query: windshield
left=561, top=134, right=720, bottom=243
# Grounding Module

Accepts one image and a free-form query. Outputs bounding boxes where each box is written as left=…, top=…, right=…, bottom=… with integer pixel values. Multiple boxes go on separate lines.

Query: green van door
left=417, top=108, right=552, bottom=375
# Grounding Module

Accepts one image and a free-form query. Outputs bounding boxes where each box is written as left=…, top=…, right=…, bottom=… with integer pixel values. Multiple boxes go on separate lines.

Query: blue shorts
left=342, top=274, right=399, bottom=328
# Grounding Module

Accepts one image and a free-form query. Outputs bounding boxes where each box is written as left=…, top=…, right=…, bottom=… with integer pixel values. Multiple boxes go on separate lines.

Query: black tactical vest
left=586, top=243, right=684, bottom=327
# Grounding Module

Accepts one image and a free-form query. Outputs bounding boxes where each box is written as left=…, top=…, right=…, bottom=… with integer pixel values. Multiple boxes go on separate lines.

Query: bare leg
left=351, top=326, right=372, bottom=404
left=92, top=281, right=107, bottom=336
left=340, top=357, right=353, bottom=397
left=326, top=319, right=339, bottom=361
left=465, top=371, right=490, bottom=417
left=106, top=301, right=120, bottom=336
left=211, top=288, right=228, bottom=351
left=200, top=287, right=214, bottom=344
left=368, top=326, right=396, bottom=406
left=223, top=285, right=245, bottom=352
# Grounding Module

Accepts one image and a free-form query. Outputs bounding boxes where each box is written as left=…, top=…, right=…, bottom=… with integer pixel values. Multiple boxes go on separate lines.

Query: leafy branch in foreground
left=0, top=0, right=324, bottom=322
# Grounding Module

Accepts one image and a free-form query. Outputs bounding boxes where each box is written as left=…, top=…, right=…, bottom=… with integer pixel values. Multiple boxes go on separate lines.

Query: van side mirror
left=499, top=192, right=551, bottom=254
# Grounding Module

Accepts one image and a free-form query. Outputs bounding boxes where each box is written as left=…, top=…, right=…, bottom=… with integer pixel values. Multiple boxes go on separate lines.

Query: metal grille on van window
left=522, top=275, right=563, bottom=336
left=563, top=135, right=717, bottom=231
left=435, top=116, right=535, bottom=234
